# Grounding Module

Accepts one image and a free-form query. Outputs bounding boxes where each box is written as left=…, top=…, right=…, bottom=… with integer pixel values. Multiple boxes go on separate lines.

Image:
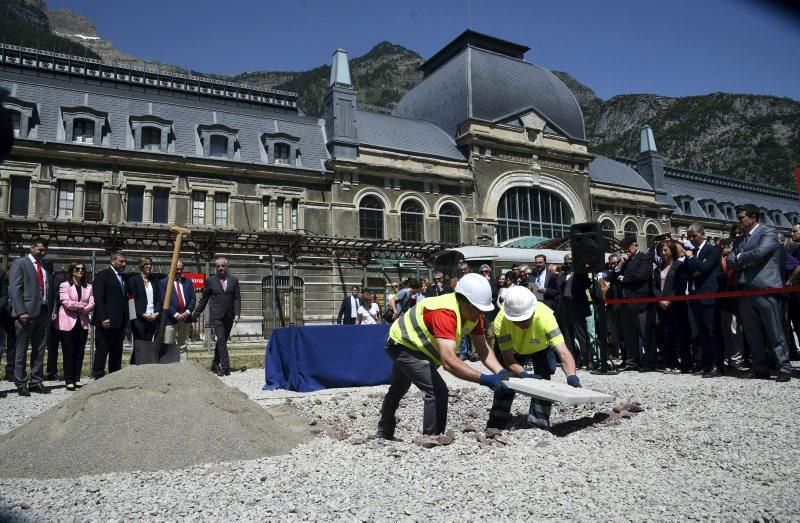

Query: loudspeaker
left=570, top=222, right=606, bottom=274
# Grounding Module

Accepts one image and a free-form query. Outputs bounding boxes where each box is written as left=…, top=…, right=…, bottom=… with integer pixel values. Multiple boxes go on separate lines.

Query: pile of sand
left=0, top=363, right=312, bottom=479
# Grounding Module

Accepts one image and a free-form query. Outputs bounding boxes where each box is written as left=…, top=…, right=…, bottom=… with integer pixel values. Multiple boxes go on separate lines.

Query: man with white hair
left=487, top=286, right=580, bottom=430
left=193, top=257, right=240, bottom=376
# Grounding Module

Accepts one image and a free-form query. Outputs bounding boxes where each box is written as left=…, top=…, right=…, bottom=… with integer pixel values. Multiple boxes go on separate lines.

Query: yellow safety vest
left=492, top=302, right=564, bottom=356
left=389, top=293, right=477, bottom=367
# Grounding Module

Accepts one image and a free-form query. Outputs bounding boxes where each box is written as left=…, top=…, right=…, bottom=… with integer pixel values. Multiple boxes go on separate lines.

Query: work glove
left=519, top=371, right=541, bottom=379
left=566, top=375, right=582, bottom=388
left=479, top=373, right=510, bottom=392
left=496, top=369, right=511, bottom=380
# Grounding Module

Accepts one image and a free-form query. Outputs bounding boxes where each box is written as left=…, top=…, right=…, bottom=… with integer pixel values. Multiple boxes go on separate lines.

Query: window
left=10, top=111, right=20, bottom=137
left=496, top=187, right=573, bottom=242
left=57, top=180, right=75, bottom=218
left=85, top=182, right=103, bottom=221
left=359, top=195, right=384, bottom=239
left=10, top=176, right=29, bottom=217
left=726, top=207, right=734, bottom=220
left=646, top=224, right=660, bottom=246
left=291, top=200, right=298, bottom=230
left=401, top=199, right=425, bottom=242
left=192, top=191, right=206, bottom=226
left=683, top=200, right=691, bottom=214
left=210, top=135, right=228, bottom=158
left=624, top=222, right=638, bottom=241
left=707, top=204, right=716, bottom=218
left=600, top=219, right=616, bottom=238
left=215, top=193, right=228, bottom=226
left=141, top=127, right=161, bottom=152
left=759, top=212, right=767, bottom=223
left=295, top=149, right=302, bottom=167
left=439, top=203, right=461, bottom=244
left=152, top=187, right=169, bottom=224
left=262, top=196, right=271, bottom=229
left=127, top=186, right=144, bottom=222
left=274, top=143, right=290, bottom=165
left=276, top=198, right=284, bottom=230
left=73, top=119, right=95, bottom=143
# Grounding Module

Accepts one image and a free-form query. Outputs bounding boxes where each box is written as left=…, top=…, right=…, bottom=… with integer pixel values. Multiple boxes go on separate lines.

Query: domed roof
left=394, top=31, right=586, bottom=142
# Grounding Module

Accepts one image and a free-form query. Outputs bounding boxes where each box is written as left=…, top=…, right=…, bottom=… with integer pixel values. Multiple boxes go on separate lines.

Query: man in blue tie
left=91, top=251, right=129, bottom=379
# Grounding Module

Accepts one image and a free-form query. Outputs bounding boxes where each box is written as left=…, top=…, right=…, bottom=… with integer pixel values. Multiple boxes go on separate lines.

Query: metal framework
left=0, top=220, right=452, bottom=264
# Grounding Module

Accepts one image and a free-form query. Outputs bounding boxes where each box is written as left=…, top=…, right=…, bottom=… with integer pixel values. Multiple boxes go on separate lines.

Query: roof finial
left=329, top=49, right=352, bottom=88
left=640, top=125, right=657, bottom=153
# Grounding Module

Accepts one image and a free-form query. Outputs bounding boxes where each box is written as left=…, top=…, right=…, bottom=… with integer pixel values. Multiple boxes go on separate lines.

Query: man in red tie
left=193, top=257, right=241, bottom=376
left=156, top=260, right=196, bottom=358
left=9, top=237, right=55, bottom=396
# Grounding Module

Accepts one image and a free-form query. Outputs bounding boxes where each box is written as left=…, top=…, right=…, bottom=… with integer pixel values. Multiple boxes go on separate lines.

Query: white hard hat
left=502, top=286, right=537, bottom=321
left=454, top=273, right=494, bottom=312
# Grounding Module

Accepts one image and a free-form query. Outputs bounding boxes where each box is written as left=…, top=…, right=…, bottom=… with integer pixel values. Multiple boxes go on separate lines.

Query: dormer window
left=707, top=203, right=716, bottom=218
left=3, top=97, right=37, bottom=139
left=261, top=132, right=300, bottom=166
left=726, top=207, right=734, bottom=220
left=141, top=127, right=161, bottom=151
left=130, top=115, right=172, bottom=153
left=10, top=111, right=20, bottom=137
left=295, top=149, right=302, bottom=167
left=274, top=143, right=290, bottom=165
left=210, top=135, right=228, bottom=158
left=199, top=124, right=238, bottom=160
left=683, top=200, right=691, bottom=214
left=73, top=119, right=95, bottom=143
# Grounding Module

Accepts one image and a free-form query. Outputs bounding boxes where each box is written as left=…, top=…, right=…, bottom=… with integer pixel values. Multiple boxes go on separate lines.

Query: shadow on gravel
left=550, top=412, right=610, bottom=437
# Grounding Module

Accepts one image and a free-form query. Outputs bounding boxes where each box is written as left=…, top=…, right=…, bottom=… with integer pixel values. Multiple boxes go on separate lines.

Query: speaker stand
left=590, top=275, right=619, bottom=376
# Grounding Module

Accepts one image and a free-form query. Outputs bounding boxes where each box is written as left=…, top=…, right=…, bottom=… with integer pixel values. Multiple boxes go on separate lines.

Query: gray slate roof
left=395, top=46, right=585, bottom=142
left=1, top=72, right=329, bottom=171
left=356, top=110, right=465, bottom=161
left=589, top=155, right=651, bottom=191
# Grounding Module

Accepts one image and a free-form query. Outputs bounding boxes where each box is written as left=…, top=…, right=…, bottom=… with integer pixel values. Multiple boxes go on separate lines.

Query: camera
left=653, top=233, right=670, bottom=243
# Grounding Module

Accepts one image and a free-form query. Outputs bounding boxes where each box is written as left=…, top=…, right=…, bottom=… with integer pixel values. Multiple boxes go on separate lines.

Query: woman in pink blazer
left=58, top=261, right=95, bottom=390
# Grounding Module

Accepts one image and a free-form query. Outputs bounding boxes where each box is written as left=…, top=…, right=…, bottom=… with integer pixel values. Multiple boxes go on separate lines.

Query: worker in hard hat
left=378, top=273, right=510, bottom=439
left=488, top=285, right=581, bottom=430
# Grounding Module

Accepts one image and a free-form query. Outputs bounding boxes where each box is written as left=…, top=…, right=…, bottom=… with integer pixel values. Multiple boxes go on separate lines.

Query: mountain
left=5, top=3, right=799, bottom=189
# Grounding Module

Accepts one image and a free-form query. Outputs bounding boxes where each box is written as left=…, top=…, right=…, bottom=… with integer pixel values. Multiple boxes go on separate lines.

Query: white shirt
left=357, top=303, right=379, bottom=325
left=28, top=254, right=47, bottom=303
left=534, top=269, right=546, bottom=289
left=144, top=280, right=155, bottom=314
left=350, top=296, right=359, bottom=319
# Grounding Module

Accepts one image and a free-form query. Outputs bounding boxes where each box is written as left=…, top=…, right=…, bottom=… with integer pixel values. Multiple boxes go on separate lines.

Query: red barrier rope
left=604, top=285, right=800, bottom=305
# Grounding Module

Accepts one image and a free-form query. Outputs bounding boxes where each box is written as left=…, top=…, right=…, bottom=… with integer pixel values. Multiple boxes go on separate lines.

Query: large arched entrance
left=496, top=186, right=574, bottom=243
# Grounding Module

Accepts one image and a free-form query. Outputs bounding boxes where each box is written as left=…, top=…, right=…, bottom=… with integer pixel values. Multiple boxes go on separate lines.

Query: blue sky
left=47, top=0, right=800, bottom=101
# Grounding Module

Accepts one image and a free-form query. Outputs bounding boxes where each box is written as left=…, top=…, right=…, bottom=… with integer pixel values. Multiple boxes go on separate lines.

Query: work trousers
left=379, top=340, right=448, bottom=438
left=739, top=294, right=791, bottom=376
left=59, top=322, right=87, bottom=385
left=92, top=325, right=125, bottom=379
left=13, top=307, right=50, bottom=387
left=689, top=300, right=724, bottom=371
left=211, top=318, right=234, bottom=372
left=486, top=347, right=556, bottom=430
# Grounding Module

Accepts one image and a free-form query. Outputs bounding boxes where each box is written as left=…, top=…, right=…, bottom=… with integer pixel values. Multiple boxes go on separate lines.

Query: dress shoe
left=623, top=364, right=638, bottom=372
left=18, top=384, right=30, bottom=397
left=4, top=371, right=14, bottom=382
left=44, top=374, right=57, bottom=381
left=638, top=366, right=654, bottom=373
left=776, top=373, right=791, bottom=383
left=702, top=367, right=723, bottom=378
left=29, top=383, right=50, bottom=394
left=746, top=371, right=770, bottom=380
left=211, top=363, right=220, bottom=374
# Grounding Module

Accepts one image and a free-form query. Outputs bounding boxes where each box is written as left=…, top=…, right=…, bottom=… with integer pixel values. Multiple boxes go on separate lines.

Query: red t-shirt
left=422, top=308, right=485, bottom=340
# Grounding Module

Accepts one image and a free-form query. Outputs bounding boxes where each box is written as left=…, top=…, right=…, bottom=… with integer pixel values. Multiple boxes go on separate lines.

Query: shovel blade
left=133, top=340, right=181, bottom=365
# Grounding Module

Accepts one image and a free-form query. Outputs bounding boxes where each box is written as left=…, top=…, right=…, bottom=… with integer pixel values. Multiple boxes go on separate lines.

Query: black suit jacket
left=653, top=259, right=688, bottom=298
left=337, top=295, right=360, bottom=325
left=618, top=251, right=654, bottom=310
left=195, top=274, right=241, bottom=321
left=544, top=272, right=566, bottom=315
left=92, top=267, right=129, bottom=328
left=425, top=283, right=453, bottom=298
left=686, top=242, right=722, bottom=297
left=128, top=273, right=164, bottom=320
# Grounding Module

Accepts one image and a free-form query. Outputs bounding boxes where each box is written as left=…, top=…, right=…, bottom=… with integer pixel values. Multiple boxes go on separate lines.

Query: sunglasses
left=216, top=266, right=226, bottom=269
left=480, top=270, right=490, bottom=274
left=74, top=267, right=85, bottom=272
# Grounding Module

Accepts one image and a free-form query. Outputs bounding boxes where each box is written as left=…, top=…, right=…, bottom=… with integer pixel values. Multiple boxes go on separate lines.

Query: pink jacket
left=58, top=281, right=95, bottom=331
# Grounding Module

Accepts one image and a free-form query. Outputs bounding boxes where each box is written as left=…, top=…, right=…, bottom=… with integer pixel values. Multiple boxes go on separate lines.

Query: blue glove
left=567, top=375, right=581, bottom=388
left=479, top=373, right=510, bottom=392
left=519, top=371, right=541, bottom=379
left=497, top=369, right=511, bottom=380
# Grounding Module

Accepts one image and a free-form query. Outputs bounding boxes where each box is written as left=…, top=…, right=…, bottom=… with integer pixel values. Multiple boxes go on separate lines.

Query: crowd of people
left=0, top=240, right=242, bottom=397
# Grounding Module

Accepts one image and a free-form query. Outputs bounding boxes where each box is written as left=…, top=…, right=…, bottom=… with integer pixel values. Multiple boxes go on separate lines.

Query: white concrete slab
left=506, top=378, right=615, bottom=404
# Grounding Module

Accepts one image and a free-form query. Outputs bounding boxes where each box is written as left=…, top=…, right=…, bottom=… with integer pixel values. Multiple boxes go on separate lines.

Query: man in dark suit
left=156, top=260, right=196, bottom=358
left=614, top=237, right=655, bottom=371
left=193, top=257, right=241, bottom=376
left=559, top=255, right=593, bottom=368
left=726, top=204, right=791, bottom=382
left=425, top=272, right=452, bottom=298
left=529, top=254, right=553, bottom=308
left=9, top=237, right=56, bottom=395
left=44, top=269, right=66, bottom=380
left=685, top=223, right=724, bottom=377
left=336, top=287, right=361, bottom=325
left=91, top=251, right=129, bottom=379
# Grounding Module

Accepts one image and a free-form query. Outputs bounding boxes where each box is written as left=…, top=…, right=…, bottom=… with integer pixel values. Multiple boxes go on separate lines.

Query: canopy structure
left=0, top=220, right=451, bottom=264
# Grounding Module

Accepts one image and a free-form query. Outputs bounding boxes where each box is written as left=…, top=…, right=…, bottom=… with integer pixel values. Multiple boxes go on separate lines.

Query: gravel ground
left=0, top=363, right=799, bottom=520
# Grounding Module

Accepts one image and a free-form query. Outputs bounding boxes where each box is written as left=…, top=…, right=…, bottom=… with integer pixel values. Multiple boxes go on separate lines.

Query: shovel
left=133, top=225, right=191, bottom=365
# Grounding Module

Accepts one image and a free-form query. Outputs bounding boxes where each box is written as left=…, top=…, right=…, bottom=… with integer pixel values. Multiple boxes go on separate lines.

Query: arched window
left=209, top=135, right=228, bottom=158
left=72, top=119, right=95, bottom=143
left=359, top=195, right=384, bottom=239
left=439, top=203, right=461, bottom=244
left=624, top=222, right=638, bottom=241
left=646, top=224, right=659, bottom=246
left=274, top=143, right=290, bottom=165
left=600, top=219, right=616, bottom=238
left=141, top=127, right=161, bottom=152
left=497, top=187, right=573, bottom=242
left=401, top=199, right=425, bottom=242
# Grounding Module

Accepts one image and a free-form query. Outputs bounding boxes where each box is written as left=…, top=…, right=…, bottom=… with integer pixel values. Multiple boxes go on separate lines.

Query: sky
left=46, top=0, right=800, bottom=101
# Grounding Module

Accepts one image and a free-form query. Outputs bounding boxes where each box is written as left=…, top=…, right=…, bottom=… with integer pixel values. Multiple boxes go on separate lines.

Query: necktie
left=175, top=281, right=186, bottom=312
left=116, top=271, right=124, bottom=292
left=221, top=278, right=227, bottom=292
left=35, top=260, right=44, bottom=297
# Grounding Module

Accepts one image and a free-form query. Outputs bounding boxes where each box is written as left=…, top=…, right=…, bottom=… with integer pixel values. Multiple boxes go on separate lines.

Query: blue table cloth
left=264, top=324, right=393, bottom=392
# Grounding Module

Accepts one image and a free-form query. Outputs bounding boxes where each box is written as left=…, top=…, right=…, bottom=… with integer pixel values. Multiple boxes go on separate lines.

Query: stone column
left=74, top=183, right=85, bottom=220
left=206, top=192, right=215, bottom=227
left=0, top=178, right=9, bottom=217
left=143, top=188, right=153, bottom=224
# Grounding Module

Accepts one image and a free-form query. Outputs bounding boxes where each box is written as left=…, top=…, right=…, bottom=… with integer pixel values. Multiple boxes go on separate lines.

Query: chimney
left=324, top=49, right=358, bottom=159
left=637, top=125, right=666, bottom=196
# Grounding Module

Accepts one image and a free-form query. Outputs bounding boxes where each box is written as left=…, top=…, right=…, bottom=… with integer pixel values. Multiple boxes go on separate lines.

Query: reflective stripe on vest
left=389, top=293, right=476, bottom=366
